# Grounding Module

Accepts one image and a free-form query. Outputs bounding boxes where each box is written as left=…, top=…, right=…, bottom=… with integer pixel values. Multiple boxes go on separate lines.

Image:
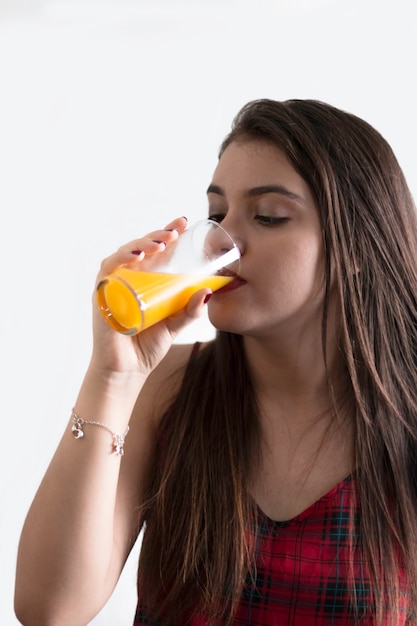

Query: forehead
left=216, top=139, right=290, bottom=171
left=212, top=139, right=313, bottom=200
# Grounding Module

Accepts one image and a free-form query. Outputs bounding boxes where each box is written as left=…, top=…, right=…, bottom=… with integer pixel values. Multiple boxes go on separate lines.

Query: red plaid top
left=134, top=475, right=409, bottom=625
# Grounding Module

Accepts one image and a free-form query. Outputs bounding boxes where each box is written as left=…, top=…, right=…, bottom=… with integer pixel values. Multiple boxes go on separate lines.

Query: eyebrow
left=206, top=183, right=304, bottom=203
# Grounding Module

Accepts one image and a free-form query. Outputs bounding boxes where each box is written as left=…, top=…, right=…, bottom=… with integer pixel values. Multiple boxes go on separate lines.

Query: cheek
left=294, top=233, right=324, bottom=276
left=271, top=243, right=325, bottom=303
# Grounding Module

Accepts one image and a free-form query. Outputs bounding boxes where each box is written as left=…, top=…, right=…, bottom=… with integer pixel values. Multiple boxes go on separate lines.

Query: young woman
left=15, top=99, right=417, bottom=625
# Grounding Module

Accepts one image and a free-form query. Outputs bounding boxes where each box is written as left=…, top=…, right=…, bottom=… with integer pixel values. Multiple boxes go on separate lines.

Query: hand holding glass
left=96, top=219, right=241, bottom=335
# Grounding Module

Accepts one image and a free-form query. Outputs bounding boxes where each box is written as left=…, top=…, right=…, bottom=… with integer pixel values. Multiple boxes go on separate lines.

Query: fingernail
left=204, top=293, right=212, bottom=304
left=131, top=249, right=143, bottom=256
left=152, top=240, right=166, bottom=246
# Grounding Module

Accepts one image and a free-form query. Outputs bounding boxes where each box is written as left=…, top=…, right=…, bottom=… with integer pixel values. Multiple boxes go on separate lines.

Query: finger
left=96, top=216, right=190, bottom=285
left=163, top=215, right=188, bottom=233
left=114, top=215, right=189, bottom=259
left=120, top=228, right=179, bottom=254
left=165, top=288, right=213, bottom=336
left=98, top=229, right=181, bottom=277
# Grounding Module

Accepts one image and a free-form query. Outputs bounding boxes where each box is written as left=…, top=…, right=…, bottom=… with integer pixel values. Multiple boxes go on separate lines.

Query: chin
left=208, top=313, right=247, bottom=335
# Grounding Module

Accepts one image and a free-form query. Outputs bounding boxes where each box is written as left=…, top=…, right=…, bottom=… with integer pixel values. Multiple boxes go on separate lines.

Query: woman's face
left=206, top=139, right=328, bottom=342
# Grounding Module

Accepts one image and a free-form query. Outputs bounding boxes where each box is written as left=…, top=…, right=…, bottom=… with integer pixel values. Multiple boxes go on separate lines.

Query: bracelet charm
left=72, top=416, right=85, bottom=439
left=71, top=410, right=129, bottom=456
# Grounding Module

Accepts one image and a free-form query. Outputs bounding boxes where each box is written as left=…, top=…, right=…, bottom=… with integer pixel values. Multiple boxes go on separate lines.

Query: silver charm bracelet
left=71, top=409, right=130, bottom=456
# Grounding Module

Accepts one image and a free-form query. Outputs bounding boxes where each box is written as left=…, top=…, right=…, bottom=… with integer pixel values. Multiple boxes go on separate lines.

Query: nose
left=219, top=239, right=245, bottom=259
left=212, top=216, right=245, bottom=258
left=226, top=236, right=245, bottom=257
left=203, top=221, right=242, bottom=272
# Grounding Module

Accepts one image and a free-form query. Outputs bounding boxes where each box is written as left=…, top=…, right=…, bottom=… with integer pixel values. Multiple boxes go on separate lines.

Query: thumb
left=165, top=288, right=213, bottom=336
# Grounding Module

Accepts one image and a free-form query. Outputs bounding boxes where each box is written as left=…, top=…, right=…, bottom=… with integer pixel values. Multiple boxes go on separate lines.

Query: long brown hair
left=138, top=99, right=417, bottom=624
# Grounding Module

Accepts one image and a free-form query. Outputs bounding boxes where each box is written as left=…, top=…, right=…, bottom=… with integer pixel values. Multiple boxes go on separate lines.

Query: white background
left=1, top=0, right=416, bottom=624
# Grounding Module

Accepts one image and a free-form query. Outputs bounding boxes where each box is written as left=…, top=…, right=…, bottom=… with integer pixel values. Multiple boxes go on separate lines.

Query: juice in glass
left=97, top=267, right=232, bottom=335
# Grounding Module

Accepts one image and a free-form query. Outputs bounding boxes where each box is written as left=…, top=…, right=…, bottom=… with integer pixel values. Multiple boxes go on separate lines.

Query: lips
left=216, top=267, right=238, bottom=278
left=215, top=272, right=246, bottom=294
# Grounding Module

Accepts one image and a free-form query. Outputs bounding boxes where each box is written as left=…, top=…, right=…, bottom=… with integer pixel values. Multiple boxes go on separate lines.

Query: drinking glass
left=96, top=218, right=240, bottom=335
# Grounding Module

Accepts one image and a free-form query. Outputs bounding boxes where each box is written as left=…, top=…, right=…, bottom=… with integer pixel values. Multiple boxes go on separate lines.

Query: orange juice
left=96, top=267, right=232, bottom=334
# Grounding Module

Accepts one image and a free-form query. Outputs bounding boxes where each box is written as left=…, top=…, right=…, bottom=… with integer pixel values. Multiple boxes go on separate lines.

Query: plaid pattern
left=134, top=475, right=408, bottom=625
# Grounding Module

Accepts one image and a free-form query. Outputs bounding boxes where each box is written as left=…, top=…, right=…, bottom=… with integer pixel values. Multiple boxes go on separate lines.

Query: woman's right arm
left=14, top=217, right=212, bottom=626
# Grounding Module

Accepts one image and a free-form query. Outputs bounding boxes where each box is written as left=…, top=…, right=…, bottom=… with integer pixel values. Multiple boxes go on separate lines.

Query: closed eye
left=209, top=214, right=290, bottom=226
left=255, top=215, right=290, bottom=226
left=208, top=214, right=226, bottom=224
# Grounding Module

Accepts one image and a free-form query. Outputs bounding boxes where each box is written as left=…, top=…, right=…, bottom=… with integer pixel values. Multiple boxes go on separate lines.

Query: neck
left=242, top=334, right=354, bottom=520
left=243, top=329, right=347, bottom=429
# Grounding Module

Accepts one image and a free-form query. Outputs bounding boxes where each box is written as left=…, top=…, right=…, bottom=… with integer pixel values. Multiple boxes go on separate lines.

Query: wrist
left=86, top=360, right=148, bottom=391
left=73, top=366, right=146, bottom=430
left=70, top=409, right=130, bottom=456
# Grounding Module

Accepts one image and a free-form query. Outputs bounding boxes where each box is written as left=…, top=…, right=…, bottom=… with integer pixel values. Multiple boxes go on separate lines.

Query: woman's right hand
left=89, top=216, right=212, bottom=380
